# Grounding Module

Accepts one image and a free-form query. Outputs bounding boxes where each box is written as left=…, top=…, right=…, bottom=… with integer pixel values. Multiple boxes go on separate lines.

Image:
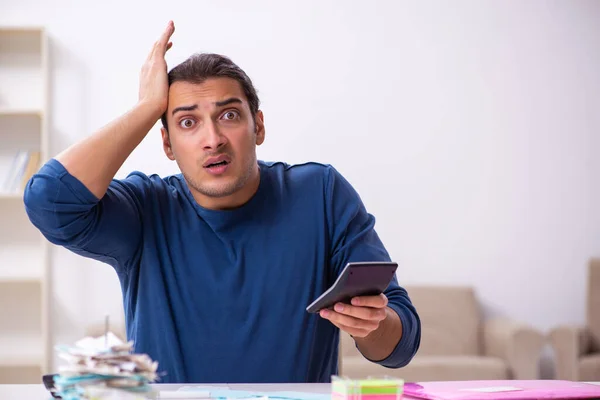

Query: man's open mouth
left=203, top=154, right=232, bottom=169
left=205, top=160, right=229, bottom=168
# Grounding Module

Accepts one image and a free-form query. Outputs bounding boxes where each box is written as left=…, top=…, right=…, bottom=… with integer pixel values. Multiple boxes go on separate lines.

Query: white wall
left=2, top=0, right=599, bottom=375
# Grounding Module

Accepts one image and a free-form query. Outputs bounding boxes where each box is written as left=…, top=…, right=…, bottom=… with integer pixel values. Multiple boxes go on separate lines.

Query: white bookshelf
left=0, top=26, right=49, bottom=384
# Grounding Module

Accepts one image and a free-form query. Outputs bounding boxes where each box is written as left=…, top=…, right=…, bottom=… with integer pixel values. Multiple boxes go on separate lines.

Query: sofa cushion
left=340, top=330, right=359, bottom=357
left=579, top=353, right=600, bottom=381
left=341, top=355, right=508, bottom=382
left=405, top=286, right=481, bottom=356
left=588, top=259, right=600, bottom=350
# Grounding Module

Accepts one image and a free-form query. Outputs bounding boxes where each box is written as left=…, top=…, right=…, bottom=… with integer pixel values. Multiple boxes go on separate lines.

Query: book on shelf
left=1, top=150, right=40, bottom=195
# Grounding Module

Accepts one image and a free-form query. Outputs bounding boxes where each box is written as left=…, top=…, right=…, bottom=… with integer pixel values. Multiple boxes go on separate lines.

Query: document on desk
left=174, top=386, right=331, bottom=400
left=266, top=391, right=331, bottom=400
left=175, top=387, right=258, bottom=399
left=160, top=391, right=212, bottom=399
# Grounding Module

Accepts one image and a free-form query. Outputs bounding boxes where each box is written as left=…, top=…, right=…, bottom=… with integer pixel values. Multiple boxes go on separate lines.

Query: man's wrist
left=137, top=99, right=167, bottom=122
left=353, top=307, right=402, bottom=361
left=357, top=307, right=396, bottom=342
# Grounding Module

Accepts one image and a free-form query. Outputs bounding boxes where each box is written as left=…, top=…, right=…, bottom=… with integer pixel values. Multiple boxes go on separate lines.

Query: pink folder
left=402, top=380, right=600, bottom=400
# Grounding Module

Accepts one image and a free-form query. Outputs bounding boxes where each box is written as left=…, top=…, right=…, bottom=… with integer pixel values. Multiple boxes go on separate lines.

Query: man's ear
left=161, top=127, right=175, bottom=160
left=255, top=110, right=265, bottom=146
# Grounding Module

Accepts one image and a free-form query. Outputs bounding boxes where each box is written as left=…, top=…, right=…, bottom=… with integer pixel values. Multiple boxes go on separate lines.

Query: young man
left=23, top=21, right=420, bottom=383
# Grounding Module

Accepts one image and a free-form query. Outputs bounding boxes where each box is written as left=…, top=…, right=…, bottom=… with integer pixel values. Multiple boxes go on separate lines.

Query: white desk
left=3, top=381, right=599, bottom=400
left=0, top=383, right=332, bottom=400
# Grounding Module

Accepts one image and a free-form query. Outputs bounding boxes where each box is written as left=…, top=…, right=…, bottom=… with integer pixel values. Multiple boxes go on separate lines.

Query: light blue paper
left=177, top=386, right=331, bottom=400
left=266, top=391, right=331, bottom=400
left=178, top=387, right=263, bottom=398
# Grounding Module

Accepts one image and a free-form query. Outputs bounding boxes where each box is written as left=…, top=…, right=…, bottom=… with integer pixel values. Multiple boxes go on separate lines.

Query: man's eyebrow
left=172, top=104, right=198, bottom=116
left=215, top=97, right=242, bottom=107
left=171, top=98, right=242, bottom=116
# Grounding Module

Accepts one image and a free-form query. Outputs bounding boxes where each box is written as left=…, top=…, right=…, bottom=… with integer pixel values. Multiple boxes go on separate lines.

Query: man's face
left=161, top=77, right=265, bottom=209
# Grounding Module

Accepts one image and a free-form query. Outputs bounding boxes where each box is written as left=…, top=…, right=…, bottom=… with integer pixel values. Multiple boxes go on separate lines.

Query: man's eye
left=179, top=118, right=195, bottom=128
left=222, top=111, right=239, bottom=120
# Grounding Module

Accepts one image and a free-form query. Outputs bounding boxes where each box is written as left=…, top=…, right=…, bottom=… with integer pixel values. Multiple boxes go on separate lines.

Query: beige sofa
left=339, top=285, right=545, bottom=381
left=549, top=258, right=600, bottom=381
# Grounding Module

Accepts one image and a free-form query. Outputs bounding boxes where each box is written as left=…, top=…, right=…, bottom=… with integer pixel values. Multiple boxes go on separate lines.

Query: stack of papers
left=402, top=380, right=600, bottom=400
left=173, top=387, right=331, bottom=400
left=52, top=332, right=159, bottom=400
left=331, top=376, right=403, bottom=400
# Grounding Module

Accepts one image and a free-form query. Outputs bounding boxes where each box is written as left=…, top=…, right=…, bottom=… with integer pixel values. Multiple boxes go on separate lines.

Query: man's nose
left=201, top=120, right=227, bottom=150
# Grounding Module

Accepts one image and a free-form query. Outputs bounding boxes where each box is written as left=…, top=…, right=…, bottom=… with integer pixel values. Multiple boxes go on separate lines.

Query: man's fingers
left=320, top=309, right=379, bottom=331
left=351, top=293, right=388, bottom=308
left=333, top=303, right=386, bottom=322
left=332, top=323, right=370, bottom=338
left=157, top=21, right=175, bottom=55
left=147, top=21, right=175, bottom=61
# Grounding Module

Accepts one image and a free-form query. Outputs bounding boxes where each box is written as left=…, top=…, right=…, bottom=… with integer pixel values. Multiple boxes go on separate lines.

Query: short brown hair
left=161, top=53, right=260, bottom=130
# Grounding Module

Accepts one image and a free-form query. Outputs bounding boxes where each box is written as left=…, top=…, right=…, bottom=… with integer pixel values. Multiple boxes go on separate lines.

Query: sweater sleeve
left=23, top=158, right=148, bottom=274
left=325, top=165, right=421, bottom=368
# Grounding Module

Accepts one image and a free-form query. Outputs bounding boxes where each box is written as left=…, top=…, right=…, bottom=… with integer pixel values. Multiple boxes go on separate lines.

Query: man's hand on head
left=319, top=293, right=389, bottom=338
left=139, top=20, right=175, bottom=114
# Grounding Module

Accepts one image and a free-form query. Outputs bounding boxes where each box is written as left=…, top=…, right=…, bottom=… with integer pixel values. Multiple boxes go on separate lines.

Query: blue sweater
left=23, top=158, right=420, bottom=383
